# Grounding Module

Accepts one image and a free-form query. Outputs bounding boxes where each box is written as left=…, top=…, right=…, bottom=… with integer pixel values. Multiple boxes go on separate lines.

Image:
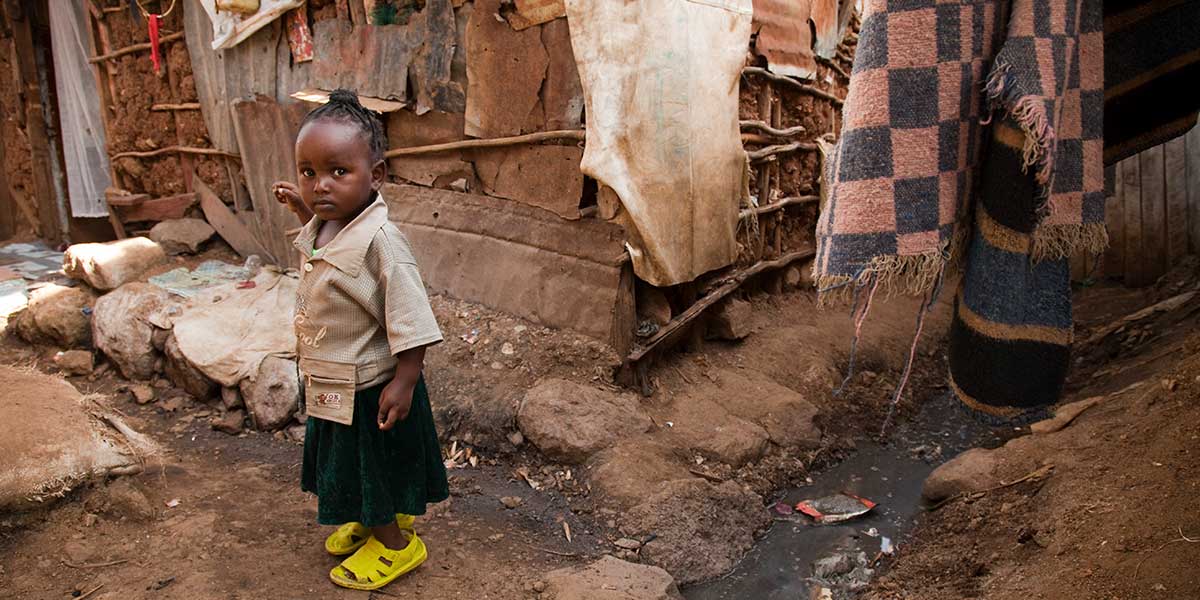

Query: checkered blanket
left=816, top=0, right=1104, bottom=421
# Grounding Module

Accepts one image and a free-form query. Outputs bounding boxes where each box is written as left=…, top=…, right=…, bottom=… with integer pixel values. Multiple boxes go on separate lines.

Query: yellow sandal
left=330, top=533, right=427, bottom=590
left=325, top=514, right=416, bottom=556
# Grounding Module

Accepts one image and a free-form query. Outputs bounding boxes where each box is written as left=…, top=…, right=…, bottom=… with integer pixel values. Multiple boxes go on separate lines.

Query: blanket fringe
left=984, top=60, right=1056, bottom=187
left=815, top=225, right=968, bottom=306
left=1032, top=222, right=1110, bottom=261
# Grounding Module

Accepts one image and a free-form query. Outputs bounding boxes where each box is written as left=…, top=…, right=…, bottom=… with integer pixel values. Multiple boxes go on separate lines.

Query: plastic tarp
left=565, top=0, right=752, bottom=287
left=169, top=269, right=298, bottom=387
left=48, top=0, right=111, bottom=218
left=198, top=0, right=304, bottom=50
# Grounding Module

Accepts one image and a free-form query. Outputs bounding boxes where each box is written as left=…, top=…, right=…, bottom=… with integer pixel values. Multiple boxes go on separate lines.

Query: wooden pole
left=84, top=1, right=127, bottom=238
left=88, top=30, right=185, bottom=64
left=162, top=39, right=195, bottom=193
left=110, top=146, right=240, bottom=160
left=742, top=67, right=845, bottom=107
left=10, top=5, right=60, bottom=241
left=384, top=130, right=585, bottom=158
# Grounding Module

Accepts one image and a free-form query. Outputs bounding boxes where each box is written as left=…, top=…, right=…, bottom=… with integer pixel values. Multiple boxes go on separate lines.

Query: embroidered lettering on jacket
left=293, top=301, right=328, bottom=349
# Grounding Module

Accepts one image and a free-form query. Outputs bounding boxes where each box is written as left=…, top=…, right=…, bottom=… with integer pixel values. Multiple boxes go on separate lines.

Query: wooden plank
left=196, top=175, right=275, bottom=261
left=11, top=7, right=62, bottom=241
left=1188, top=124, right=1200, bottom=255
left=1121, top=155, right=1144, bottom=286
left=114, top=193, right=197, bottom=223
left=0, top=132, right=14, bottom=239
left=1103, top=164, right=1125, bottom=279
left=1139, top=144, right=1167, bottom=283
left=1164, top=136, right=1189, bottom=267
left=231, top=96, right=310, bottom=269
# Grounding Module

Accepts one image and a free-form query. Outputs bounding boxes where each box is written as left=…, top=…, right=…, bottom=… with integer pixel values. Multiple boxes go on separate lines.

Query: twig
left=63, top=558, right=129, bottom=569
left=89, top=31, right=184, bottom=63
left=688, top=468, right=725, bottom=483
left=928, top=465, right=1055, bottom=511
left=111, top=146, right=240, bottom=160
left=740, top=120, right=807, bottom=138
left=740, top=195, right=820, bottom=219
left=742, top=67, right=845, bottom=106
left=748, top=142, right=819, bottom=162
left=525, top=542, right=578, bottom=558
left=385, top=130, right=585, bottom=158
left=151, top=102, right=202, bottom=112
left=1133, top=527, right=1200, bottom=578
left=78, top=584, right=105, bottom=600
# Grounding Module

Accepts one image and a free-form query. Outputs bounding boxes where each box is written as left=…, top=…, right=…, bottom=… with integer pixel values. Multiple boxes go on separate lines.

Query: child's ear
left=371, top=159, right=387, bottom=190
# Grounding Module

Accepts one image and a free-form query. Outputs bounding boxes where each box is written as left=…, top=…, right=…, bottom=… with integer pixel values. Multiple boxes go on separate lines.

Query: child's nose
left=313, top=176, right=332, bottom=194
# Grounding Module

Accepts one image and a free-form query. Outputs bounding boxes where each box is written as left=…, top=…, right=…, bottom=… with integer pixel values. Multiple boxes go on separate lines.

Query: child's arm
left=272, top=181, right=315, bottom=224
left=377, top=345, right=427, bottom=430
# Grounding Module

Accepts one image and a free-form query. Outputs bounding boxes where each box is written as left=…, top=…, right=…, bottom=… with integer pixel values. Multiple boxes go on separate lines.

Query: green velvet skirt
left=301, top=376, right=449, bottom=527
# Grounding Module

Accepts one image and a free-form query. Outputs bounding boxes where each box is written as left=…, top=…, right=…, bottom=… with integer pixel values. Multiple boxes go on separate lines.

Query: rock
left=638, top=287, right=672, bottom=327
left=9, top=284, right=96, bottom=348
left=706, top=298, right=752, bottom=341
left=221, top=386, right=244, bottom=410
left=922, top=448, right=1001, bottom=504
left=148, top=218, right=215, bottom=255
left=89, top=478, right=156, bottom=521
left=92, top=283, right=174, bottom=380
left=82, top=513, right=99, bottom=528
left=152, top=378, right=170, bottom=389
left=161, top=393, right=190, bottom=412
left=544, top=555, right=683, bottom=600
left=500, top=496, right=523, bottom=509
left=1031, top=396, right=1103, bottom=435
left=163, top=333, right=217, bottom=401
left=501, top=342, right=516, bottom=355
left=587, top=439, right=696, bottom=508
left=211, top=410, right=245, bottom=435
left=614, top=538, right=642, bottom=550
left=518, top=379, right=653, bottom=463
left=623, top=480, right=770, bottom=586
left=150, top=327, right=170, bottom=352
left=507, top=430, right=524, bottom=446
left=797, top=259, right=816, bottom=288
left=812, top=553, right=854, bottom=579
left=783, top=266, right=803, bottom=289
left=665, top=398, right=769, bottom=467
left=701, top=369, right=821, bottom=449
left=63, top=237, right=166, bottom=291
left=129, top=384, right=155, bottom=404
left=54, top=350, right=94, bottom=376
left=239, top=356, right=299, bottom=430
left=285, top=422, right=306, bottom=442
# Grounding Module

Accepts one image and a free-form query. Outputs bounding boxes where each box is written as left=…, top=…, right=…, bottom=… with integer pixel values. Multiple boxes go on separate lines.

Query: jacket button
left=303, top=262, right=314, bottom=272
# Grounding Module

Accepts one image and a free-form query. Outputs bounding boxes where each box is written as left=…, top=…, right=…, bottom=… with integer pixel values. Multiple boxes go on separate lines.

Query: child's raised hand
left=272, top=181, right=313, bottom=223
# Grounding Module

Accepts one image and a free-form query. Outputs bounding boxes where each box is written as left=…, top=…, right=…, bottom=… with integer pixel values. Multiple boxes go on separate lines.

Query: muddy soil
left=864, top=264, right=1200, bottom=600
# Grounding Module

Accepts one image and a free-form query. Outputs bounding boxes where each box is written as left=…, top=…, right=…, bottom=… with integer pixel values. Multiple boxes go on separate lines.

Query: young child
left=271, top=89, right=448, bottom=591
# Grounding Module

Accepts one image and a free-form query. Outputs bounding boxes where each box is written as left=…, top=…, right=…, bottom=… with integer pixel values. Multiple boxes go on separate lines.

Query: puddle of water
left=685, top=393, right=1012, bottom=600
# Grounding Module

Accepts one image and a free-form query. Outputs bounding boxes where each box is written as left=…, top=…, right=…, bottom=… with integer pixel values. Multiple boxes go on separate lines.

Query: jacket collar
left=293, top=193, right=388, bottom=277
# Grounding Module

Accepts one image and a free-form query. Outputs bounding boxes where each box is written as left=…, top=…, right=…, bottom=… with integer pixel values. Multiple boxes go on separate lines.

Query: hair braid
left=300, top=89, right=387, bottom=162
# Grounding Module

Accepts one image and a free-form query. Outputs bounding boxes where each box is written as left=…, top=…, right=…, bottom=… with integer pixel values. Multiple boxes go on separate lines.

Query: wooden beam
left=195, top=175, right=275, bottom=262
left=384, top=130, right=585, bottom=158
left=10, top=5, right=62, bottom=241
left=150, top=102, right=202, bottom=111
left=740, top=195, right=820, bottom=219
left=88, top=30, right=185, bottom=64
left=623, top=249, right=816, bottom=366
left=748, top=142, right=820, bottom=162
left=740, top=120, right=806, bottom=138
left=83, top=1, right=126, bottom=238
left=110, top=146, right=240, bottom=160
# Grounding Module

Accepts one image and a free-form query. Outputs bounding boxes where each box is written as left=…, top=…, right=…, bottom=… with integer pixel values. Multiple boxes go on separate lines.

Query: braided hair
left=300, top=89, right=387, bottom=163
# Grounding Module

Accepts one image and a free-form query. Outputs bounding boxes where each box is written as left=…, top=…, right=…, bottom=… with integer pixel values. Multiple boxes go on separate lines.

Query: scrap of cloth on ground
left=815, top=0, right=1105, bottom=421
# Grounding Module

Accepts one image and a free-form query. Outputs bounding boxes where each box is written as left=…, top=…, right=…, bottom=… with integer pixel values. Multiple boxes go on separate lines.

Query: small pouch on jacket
left=300, top=357, right=356, bottom=426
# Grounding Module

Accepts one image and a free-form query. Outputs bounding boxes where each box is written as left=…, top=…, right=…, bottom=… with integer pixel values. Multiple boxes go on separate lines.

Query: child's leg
left=371, top=520, right=412, bottom=550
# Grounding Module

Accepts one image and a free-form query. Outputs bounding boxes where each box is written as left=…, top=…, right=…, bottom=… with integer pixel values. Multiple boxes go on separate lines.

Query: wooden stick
left=625, top=249, right=816, bottom=364
left=817, top=55, right=850, bottom=80
left=740, top=120, right=806, bottom=138
left=151, top=102, right=202, bottom=111
left=384, top=130, right=585, bottom=158
left=740, top=195, right=820, bottom=219
left=111, top=146, right=239, bottom=160
left=89, top=31, right=185, bottom=64
left=748, top=142, right=819, bottom=162
left=78, top=584, right=104, bottom=600
left=743, top=67, right=845, bottom=107
left=63, top=558, right=129, bottom=569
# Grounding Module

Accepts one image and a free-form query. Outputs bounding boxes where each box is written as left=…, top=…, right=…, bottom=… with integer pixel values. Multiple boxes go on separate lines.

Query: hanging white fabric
left=48, top=0, right=111, bottom=218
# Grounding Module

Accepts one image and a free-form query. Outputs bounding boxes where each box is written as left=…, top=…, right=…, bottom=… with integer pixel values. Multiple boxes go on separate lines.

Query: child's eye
left=301, top=168, right=315, bottom=177
left=334, top=168, right=348, bottom=177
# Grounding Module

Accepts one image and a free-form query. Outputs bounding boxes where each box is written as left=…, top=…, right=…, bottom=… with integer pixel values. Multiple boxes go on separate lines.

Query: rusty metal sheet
left=810, top=0, right=841, bottom=60
left=470, top=144, right=584, bottom=219
left=386, top=109, right=476, bottom=187
left=753, top=0, right=817, bottom=80
left=310, top=0, right=462, bottom=112
left=540, top=18, right=584, bottom=130
left=464, top=0, right=548, bottom=138
left=506, top=0, right=566, bottom=31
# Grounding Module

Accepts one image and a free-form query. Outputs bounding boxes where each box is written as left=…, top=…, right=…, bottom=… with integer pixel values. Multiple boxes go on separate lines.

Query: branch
left=385, top=130, right=585, bottom=158
left=743, top=67, right=845, bottom=107
left=89, top=31, right=185, bottom=64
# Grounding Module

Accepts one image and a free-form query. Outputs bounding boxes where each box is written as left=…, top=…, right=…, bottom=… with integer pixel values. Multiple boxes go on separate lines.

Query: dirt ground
left=1, top=252, right=1197, bottom=599
left=866, top=261, right=1200, bottom=600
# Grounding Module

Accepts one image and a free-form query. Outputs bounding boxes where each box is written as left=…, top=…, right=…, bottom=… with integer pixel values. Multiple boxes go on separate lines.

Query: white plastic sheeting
left=48, top=0, right=111, bottom=218
left=565, top=0, right=752, bottom=286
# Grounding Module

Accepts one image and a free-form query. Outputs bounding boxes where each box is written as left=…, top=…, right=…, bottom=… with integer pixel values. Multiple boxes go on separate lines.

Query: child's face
left=295, top=119, right=385, bottom=222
